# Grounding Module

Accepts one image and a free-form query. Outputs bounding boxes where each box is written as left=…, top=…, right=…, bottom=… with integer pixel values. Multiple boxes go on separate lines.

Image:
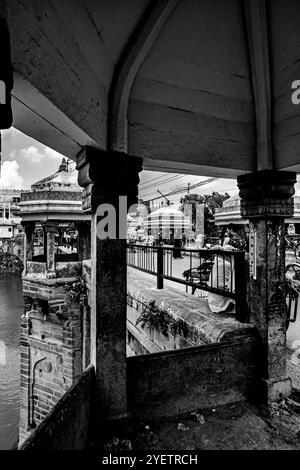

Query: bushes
left=0, top=250, right=23, bottom=274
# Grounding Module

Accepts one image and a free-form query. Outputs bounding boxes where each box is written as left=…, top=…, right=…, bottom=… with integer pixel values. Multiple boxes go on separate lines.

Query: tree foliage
left=180, top=191, right=231, bottom=236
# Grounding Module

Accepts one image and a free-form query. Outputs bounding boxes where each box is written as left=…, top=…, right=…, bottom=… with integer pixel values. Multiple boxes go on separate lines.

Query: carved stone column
left=76, top=146, right=142, bottom=421
left=22, top=222, right=35, bottom=270
left=237, top=170, right=297, bottom=402
left=75, top=221, right=91, bottom=261
left=45, top=221, right=57, bottom=278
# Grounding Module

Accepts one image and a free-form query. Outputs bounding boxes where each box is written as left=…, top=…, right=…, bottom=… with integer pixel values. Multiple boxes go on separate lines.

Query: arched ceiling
left=270, top=0, right=300, bottom=171
left=1, top=0, right=300, bottom=177
left=128, top=0, right=255, bottom=175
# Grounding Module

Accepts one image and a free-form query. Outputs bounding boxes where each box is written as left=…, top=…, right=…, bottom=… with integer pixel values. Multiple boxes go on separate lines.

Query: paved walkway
left=125, top=259, right=300, bottom=450
left=103, top=400, right=300, bottom=451
left=139, top=401, right=300, bottom=450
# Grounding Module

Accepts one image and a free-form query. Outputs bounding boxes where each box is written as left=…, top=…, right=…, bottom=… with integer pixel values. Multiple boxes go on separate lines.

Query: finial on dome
left=58, top=157, right=68, bottom=172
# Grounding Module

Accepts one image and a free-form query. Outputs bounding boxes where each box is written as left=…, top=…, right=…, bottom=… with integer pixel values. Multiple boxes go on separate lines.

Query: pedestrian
left=195, top=233, right=205, bottom=249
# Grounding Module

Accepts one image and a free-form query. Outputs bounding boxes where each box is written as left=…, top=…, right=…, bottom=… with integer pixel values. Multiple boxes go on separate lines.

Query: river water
left=0, top=276, right=23, bottom=449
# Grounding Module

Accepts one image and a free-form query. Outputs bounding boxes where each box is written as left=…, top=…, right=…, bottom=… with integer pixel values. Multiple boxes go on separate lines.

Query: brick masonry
left=18, top=291, right=88, bottom=446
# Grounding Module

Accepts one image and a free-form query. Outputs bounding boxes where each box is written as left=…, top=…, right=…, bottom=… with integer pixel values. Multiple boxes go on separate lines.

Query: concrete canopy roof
left=2, top=0, right=300, bottom=177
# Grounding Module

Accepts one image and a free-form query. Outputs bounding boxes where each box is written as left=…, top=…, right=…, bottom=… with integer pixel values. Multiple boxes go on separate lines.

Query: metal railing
left=127, top=243, right=248, bottom=323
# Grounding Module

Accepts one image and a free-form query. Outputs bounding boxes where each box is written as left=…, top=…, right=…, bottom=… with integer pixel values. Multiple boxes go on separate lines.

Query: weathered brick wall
left=22, top=279, right=65, bottom=300
left=18, top=297, right=84, bottom=446
left=19, top=365, right=95, bottom=451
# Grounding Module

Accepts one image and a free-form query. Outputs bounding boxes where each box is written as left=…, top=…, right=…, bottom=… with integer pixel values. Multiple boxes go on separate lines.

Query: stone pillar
left=75, top=221, right=91, bottom=261
left=22, top=223, right=35, bottom=269
left=77, top=147, right=142, bottom=422
left=45, top=221, right=57, bottom=278
left=57, top=227, right=64, bottom=247
left=43, top=225, right=47, bottom=259
left=237, top=170, right=297, bottom=402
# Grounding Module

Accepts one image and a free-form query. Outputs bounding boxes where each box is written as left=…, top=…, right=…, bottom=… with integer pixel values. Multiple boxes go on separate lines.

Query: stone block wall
left=18, top=296, right=85, bottom=446
left=127, top=338, right=259, bottom=420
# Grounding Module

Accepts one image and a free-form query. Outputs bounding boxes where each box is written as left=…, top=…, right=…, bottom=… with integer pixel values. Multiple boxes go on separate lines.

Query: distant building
left=0, top=189, right=23, bottom=249
left=0, top=189, right=21, bottom=218
left=215, top=191, right=300, bottom=232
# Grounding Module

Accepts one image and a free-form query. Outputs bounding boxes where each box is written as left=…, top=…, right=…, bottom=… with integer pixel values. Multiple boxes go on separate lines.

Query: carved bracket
left=76, top=146, right=142, bottom=212
left=237, top=170, right=297, bottom=218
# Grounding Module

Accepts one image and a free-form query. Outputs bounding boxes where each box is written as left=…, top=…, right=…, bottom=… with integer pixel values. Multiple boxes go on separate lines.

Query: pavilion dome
left=19, top=158, right=86, bottom=223
left=31, top=157, right=80, bottom=193
left=144, top=205, right=191, bottom=230
left=222, top=193, right=240, bottom=208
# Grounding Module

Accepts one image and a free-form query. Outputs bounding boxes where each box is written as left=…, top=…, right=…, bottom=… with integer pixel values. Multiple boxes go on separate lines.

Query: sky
left=0, top=127, right=66, bottom=190
left=1, top=127, right=299, bottom=202
left=0, top=127, right=238, bottom=198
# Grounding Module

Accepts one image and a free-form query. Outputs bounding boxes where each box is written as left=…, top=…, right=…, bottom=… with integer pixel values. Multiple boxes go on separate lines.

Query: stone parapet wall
left=22, top=261, right=82, bottom=300
left=127, top=268, right=256, bottom=355
left=22, top=278, right=66, bottom=300
left=127, top=338, right=259, bottom=420
left=25, top=260, right=81, bottom=279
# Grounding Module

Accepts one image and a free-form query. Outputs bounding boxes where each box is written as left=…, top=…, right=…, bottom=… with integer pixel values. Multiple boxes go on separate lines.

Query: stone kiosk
left=18, top=159, right=91, bottom=445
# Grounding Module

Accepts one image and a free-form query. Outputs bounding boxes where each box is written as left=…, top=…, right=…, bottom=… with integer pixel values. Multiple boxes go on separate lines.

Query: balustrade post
left=45, top=221, right=57, bottom=278
left=75, top=221, right=91, bottom=261
left=234, top=251, right=248, bottom=323
left=157, top=246, right=164, bottom=289
left=22, top=222, right=35, bottom=268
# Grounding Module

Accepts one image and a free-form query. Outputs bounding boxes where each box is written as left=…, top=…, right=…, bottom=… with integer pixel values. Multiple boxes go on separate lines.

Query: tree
left=180, top=191, right=231, bottom=236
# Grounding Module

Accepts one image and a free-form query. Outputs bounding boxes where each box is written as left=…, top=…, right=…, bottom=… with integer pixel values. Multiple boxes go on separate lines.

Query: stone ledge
left=127, top=268, right=256, bottom=345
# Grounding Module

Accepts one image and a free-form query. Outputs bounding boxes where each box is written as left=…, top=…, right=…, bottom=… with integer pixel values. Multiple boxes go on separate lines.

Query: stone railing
left=25, top=260, right=82, bottom=279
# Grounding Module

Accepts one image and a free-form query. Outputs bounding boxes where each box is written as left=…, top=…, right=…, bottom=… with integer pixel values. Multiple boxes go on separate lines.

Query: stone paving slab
left=133, top=401, right=300, bottom=451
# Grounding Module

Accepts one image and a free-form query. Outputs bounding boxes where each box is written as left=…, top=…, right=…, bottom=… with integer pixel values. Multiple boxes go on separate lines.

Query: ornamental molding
left=240, top=198, right=294, bottom=218
left=237, top=170, right=297, bottom=218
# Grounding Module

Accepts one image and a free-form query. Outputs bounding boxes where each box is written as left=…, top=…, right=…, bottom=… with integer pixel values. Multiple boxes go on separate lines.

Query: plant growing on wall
left=135, top=300, right=189, bottom=339
left=64, top=276, right=88, bottom=305
left=136, top=300, right=170, bottom=337
left=169, top=317, right=189, bottom=338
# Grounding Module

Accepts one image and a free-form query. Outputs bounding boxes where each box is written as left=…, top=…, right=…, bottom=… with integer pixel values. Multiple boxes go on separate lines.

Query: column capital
left=76, top=147, right=143, bottom=211
left=237, top=170, right=297, bottom=218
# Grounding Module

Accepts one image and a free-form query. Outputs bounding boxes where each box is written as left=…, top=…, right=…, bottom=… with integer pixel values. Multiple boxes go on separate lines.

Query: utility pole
left=157, top=189, right=170, bottom=206
left=187, top=182, right=190, bottom=195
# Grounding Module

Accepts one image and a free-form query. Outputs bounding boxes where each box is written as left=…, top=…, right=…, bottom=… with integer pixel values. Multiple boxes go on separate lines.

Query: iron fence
left=127, top=243, right=248, bottom=323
